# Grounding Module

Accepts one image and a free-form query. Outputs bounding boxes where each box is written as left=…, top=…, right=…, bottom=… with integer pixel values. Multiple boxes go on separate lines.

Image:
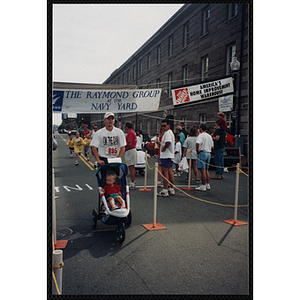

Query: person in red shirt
left=124, top=121, right=137, bottom=189
left=212, top=112, right=228, bottom=136
left=225, top=131, right=236, bottom=147
left=101, top=171, right=126, bottom=210
left=81, top=124, right=90, bottom=139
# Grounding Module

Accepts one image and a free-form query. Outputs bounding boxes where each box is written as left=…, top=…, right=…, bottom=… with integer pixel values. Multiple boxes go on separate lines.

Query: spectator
left=53, top=134, right=58, bottom=151
left=144, top=132, right=151, bottom=143
left=157, top=119, right=175, bottom=197
left=157, top=127, right=163, bottom=187
left=182, top=126, right=199, bottom=182
left=124, top=121, right=137, bottom=189
left=178, top=121, right=188, bottom=139
left=90, top=112, right=126, bottom=166
left=154, top=132, right=160, bottom=157
left=173, top=134, right=182, bottom=176
left=136, top=130, right=143, bottom=151
left=195, top=124, right=213, bottom=191
left=212, top=112, right=228, bottom=136
left=175, top=126, right=185, bottom=157
left=225, top=131, right=236, bottom=147
left=211, top=120, right=226, bottom=179
left=73, top=132, right=84, bottom=166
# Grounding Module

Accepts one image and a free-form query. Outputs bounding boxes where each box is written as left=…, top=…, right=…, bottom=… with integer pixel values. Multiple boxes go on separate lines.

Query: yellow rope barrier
left=154, top=165, right=248, bottom=208
left=52, top=271, right=61, bottom=295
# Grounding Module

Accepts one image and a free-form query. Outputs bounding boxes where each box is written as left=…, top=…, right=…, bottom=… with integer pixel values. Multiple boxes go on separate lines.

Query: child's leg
left=116, top=196, right=126, bottom=207
left=108, top=197, right=116, bottom=209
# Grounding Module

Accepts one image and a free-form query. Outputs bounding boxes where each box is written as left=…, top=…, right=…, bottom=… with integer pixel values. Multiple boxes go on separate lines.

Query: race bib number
left=106, top=147, right=118, bottom=155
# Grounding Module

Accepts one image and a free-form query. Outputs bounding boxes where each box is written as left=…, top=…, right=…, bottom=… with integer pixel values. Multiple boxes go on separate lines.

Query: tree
left=58, top=121, right=67, bottom=130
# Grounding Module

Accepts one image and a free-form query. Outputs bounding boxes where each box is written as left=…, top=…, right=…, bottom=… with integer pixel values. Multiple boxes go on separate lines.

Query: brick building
left=98, top=3, right=250, bottom=154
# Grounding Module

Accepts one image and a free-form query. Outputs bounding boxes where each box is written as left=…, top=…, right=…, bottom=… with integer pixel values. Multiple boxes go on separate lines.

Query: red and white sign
left=174, top=88, right=190, bottom=104
left=172, top=77, right=233, bottom=106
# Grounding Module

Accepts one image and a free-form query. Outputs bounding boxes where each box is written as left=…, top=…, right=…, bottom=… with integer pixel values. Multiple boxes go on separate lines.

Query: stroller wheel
left=117, top=221, right=126, bottom=243
left=92, top=209, right=98, bottom=229
left=125, top=210, right=132, bottom=229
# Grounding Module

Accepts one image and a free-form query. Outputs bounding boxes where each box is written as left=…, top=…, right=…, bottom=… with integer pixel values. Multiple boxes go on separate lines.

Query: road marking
left=85, top=184, right=93, bottom=190
left=63, top=184, right=83, bottom=192
left=55, top=184, right=95, bottom=192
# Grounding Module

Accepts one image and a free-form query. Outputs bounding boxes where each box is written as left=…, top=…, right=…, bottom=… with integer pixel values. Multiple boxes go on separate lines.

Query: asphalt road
left=52, top=133, right=250, bottom=295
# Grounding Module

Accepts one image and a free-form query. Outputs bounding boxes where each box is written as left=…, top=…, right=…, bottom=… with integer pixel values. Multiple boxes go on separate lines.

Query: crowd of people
left=64, top=111, right=236, bottom=196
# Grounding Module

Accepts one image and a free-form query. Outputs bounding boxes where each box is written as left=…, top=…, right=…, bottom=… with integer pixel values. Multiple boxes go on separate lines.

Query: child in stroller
left=92, top=162, right=132, bottom=242
left=101, top=170, right=126, bottom=210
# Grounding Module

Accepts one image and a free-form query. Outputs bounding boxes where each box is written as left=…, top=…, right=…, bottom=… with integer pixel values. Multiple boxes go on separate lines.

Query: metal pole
left=52, top=169, right=57, bottom=245
left=52, top=249, right=63, bottom=295
left=234, top=163, right=240, bottom=223
left=153, top=162, right=158, bottom=227
left=143, top=151, right=148, bottom=189
left=188, top=151, right=192, bottom=189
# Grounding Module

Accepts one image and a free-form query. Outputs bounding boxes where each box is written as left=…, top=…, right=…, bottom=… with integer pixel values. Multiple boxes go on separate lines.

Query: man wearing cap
left=90, top=112, right=126, bottom=166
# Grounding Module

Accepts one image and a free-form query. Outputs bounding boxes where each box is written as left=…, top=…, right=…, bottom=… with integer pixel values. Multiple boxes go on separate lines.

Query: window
left=156, top=120, right=161, bottom=133
left=225, top=112, right=232, bottom=129
left=182, top=65, right=188, bottom=85
left=133, top=64, right=136, bottom=80
left=228, top=4, right=238, bottom=19
left=168, top=35, right=174, bottom=57
left=122, top=73, right=125, bottom=84
left=147, top=120, right=151, bottom=134
left=199, top=114, right=207, bottom=124
left=147, top=53, right=151, bottom=71
left=183, top=22, right=189, bottom=47
left=201, top=56, right=209, bottom=81
left=203, top=8, right=210, bottom=35
left=157, top=78, right=161, bottom=88
left=168, top=73, right=173, bottom=97
left=139, top=59, right=143, bottom=76
left=127, top=69, right=130, bottom=83
left=226, top=44, right=237, bottom=75
left=157, top=45, right=161, bottom=65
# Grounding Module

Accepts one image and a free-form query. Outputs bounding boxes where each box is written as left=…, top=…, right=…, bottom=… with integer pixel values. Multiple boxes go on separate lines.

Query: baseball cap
left=104, top=112, right=115, bottom=119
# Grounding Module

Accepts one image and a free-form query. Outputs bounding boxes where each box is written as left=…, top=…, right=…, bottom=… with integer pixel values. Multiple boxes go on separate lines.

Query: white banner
left=172, top=77, right=233, bottom=106
left=53, top=89, right=161, bottom=113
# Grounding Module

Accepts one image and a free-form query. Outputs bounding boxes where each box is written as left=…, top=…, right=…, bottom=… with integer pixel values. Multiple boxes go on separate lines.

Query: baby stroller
left=92, top=159, right=132, bottom=243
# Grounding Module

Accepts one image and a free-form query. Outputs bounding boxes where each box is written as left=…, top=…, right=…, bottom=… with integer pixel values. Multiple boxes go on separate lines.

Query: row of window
left=110, top=4, right=238, bottom=87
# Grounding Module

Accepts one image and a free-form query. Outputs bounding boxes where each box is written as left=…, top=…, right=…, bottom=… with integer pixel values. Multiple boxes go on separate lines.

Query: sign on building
left=172, top=77, right=233, bottom=106
left=219, top=94, right=233, bottom=112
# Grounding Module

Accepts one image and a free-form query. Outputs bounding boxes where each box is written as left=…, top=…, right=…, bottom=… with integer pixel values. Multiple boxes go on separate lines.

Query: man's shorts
left=160, top=158, right=173, bottom=168
left=123, top=148, right=137, bottom=166
left=196, top=151, right=211, bottom=169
